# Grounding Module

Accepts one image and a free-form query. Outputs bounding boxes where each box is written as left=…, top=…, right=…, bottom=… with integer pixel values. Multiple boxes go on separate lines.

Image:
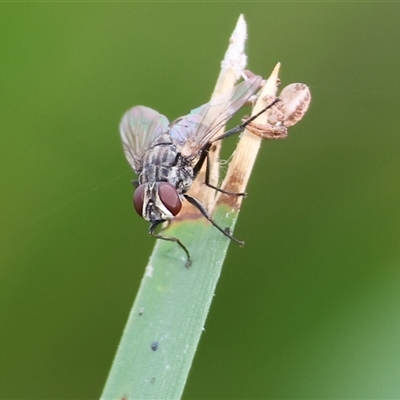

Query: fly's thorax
left=140, top=138, right=178, bottom=183
left=139, top=136, right=195, bottom=195
left=133, top=181, right=183, bottom=223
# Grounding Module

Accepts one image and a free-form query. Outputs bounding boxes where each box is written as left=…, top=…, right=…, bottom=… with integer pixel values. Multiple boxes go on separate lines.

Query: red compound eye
left=133, top=184, right=145, bottom=216
left=158, top=182, right=181, bottom=216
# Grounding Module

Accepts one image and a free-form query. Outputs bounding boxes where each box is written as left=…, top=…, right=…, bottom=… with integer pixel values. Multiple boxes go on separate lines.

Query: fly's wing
left=120, top=106, right=169, bottom=173
left=168, top=75, right=263, bottom=155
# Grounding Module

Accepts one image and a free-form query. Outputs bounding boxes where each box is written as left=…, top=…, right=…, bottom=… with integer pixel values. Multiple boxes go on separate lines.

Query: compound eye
left=133, top=184, right=145, bottom=216
left=158, top=182, right=181, bottom=216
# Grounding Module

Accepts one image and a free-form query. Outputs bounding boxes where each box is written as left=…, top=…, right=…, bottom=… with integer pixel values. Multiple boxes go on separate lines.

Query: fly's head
left=133, top=181, right=182, bottom=224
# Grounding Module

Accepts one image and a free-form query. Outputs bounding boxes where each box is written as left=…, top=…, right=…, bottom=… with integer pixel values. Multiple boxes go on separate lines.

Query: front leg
left=149, top=219, right=192, bottom=268
left=193, top=142, right=246, bottom=197
left=184, top=194, right=244, bottom=246
left=203, top=147, right=247, bottom=197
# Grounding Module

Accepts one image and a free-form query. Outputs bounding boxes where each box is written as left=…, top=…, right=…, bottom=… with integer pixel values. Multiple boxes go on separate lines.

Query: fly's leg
left=152, top=232, right=192, bottom=269
left=184, top=194, right=244, bottom=247
left=203, top=142, right=247, bottom=197
left=240, top=95, right=288, bottom=139
left=193, top=135, right=249, bottom=196
left=178, top=100, right=284, bottom=253
left=149, top=220, right=192, bottom=268
left=193, top=98, right=282, bottom=197
left=211, top=97, right=282, bottom=142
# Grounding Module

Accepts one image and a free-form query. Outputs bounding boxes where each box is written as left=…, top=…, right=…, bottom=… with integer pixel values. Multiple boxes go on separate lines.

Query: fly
left=120, top=74, right=279, bottom=267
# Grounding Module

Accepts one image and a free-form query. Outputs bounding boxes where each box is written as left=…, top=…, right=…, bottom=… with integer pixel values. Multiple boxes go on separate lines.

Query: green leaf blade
left=101, top=205, right=238, bottom=400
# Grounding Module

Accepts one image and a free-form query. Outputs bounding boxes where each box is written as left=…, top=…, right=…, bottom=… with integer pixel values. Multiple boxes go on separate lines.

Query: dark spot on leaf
left=151, top=341, right=159, bottom=351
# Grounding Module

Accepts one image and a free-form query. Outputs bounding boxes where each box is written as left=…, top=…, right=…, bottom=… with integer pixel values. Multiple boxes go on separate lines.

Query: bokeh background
left=1, top=3, right=400, bottom=399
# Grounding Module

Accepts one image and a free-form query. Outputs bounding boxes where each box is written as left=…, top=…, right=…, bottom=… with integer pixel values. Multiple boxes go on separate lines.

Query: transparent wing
left=120, top=106, right=169, bottom=172
left=168, top=75, right=263, bottom=154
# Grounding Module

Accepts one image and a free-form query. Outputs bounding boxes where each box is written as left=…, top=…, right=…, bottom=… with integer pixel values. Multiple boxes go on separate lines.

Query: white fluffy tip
left=220, top=14, right=248, bottom=79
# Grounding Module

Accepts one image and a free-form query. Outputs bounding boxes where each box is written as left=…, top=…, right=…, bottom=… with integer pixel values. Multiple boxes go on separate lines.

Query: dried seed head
left=244, top=82, right=311, bottom=140
left=279, top=83, right=311, bottom=128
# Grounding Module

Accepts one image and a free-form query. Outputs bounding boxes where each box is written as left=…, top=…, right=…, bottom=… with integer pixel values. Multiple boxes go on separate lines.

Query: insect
left=120, top=74, right=279, bottom=267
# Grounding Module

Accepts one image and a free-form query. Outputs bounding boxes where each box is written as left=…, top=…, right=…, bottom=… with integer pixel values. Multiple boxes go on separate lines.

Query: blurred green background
left=1, top=3, right=400, bottom=399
